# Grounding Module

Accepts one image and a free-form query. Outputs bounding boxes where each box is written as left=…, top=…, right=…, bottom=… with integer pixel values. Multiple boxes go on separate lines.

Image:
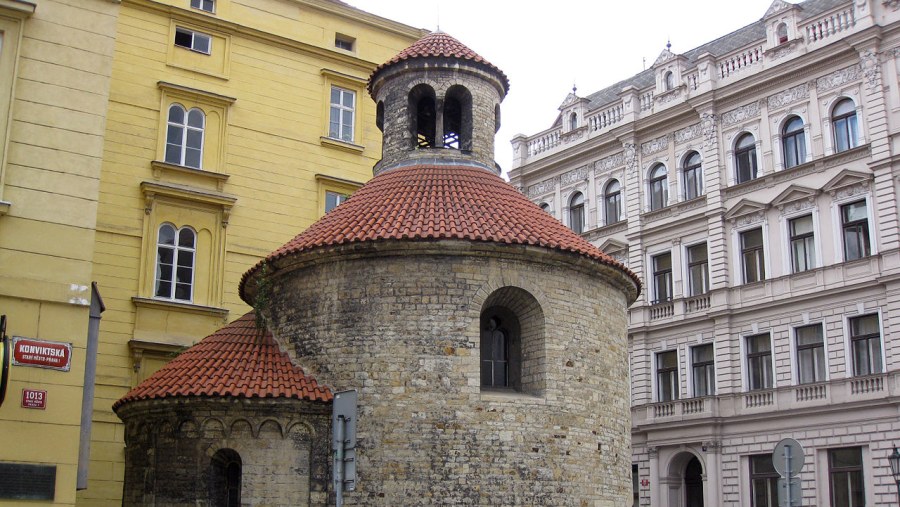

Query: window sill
left=320, top=136, right=364, bottom=153
left=479, top=388, right=544, bottom=404
left=132, top=296, right=229, bottom=318
left=151, top=160, right=230, bottom=190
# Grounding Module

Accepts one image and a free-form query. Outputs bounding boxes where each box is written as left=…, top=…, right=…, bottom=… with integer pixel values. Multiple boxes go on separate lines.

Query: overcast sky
left=348, top=0, right=782, bottom=174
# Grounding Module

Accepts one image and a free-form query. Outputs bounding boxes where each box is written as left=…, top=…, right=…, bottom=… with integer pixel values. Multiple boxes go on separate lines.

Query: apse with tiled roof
left=235, top=30, right=641, bottom=506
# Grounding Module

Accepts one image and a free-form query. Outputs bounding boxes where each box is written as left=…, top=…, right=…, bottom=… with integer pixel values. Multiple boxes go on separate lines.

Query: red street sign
left=641, top=478, right=650, bottom=487
left=21, top=389, right=46, bottom=409
left=12, top=337, right=72, bottom=372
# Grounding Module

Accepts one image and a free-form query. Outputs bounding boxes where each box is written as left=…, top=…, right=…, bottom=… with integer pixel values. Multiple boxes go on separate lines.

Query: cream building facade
left=0, top=0, right=424, bottom=505
left=0, top=0, right=117, bottom=505
left=510, top=0, right=900, bottom=505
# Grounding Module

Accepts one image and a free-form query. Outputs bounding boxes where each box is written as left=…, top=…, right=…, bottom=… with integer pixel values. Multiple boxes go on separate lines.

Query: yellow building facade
left=0, top=0, right=423, bottom=505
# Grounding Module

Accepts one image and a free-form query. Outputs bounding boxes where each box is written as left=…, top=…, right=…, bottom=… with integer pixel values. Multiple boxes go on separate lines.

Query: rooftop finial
left=666, top=38, right=672, bottom=51
left=572, top=82, right=577, bottom=95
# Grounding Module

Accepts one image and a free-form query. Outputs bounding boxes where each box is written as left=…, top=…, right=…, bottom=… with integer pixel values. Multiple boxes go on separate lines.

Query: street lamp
left=888, top=446, right=900, bottom=504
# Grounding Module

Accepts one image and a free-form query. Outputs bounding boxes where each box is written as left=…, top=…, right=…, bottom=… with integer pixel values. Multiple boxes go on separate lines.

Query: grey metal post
left=784, top=444, right=792, bottom=507
left=77, top=283, right=104, bottom=490
left=335, top=415, right=345, bottom=507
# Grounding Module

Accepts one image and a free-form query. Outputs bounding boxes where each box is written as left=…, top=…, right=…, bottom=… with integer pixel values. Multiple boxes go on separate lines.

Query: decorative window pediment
left=725, top=199, right=768, bottom=221
left=772, top=185, right=818, bottom=208
left=823, top=169, right=871, bottom=195
left=141, top=181, right=236, bottom=225
left=599, top=238, right=628, bottom=254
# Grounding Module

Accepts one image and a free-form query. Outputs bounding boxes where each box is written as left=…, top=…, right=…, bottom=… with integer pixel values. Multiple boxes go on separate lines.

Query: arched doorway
left=665, top=451, right=705, bottom=507
left=684, top=456, right=704, bottom=507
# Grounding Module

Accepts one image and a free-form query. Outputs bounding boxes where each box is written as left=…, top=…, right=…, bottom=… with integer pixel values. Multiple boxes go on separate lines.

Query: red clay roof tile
left=239, top=165, right=641, bottom=300
left=113, top=313, right=332, bottom=410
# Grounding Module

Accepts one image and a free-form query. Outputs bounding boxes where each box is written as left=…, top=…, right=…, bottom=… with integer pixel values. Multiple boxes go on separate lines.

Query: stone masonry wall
left=265, top=241, right=634, bottom=506
left=117, top=398, right=331, bottom=507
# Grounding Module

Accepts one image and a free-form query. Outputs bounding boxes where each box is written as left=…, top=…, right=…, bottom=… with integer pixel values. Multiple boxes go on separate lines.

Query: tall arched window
left=209, top=449, right=241, bottom=507
left=569, top=112, right=578, bottom=131
left=782, top=116, right=806, bottom=168
left=682, top=151, right=702, bottom=200
left=444, top=85, right=472, bottom=150
left=155, top=224, right=196, bottom=302
left=649, top=164, right=668, bottom=210
left=409, top=84, right=436, bottom=148
left=734, top=133, right=758, bottom=184
left=664, top=71, right=675, bottom=91
left=604, top=180, right=622, bottom=225
left=165, top=104, right=205, bottom=169
left=569, top=192, right=585, bottom=234
left=833, top=99, right=858, bottom=153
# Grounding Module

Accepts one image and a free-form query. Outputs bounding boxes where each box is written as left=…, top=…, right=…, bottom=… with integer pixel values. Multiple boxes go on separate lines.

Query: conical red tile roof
left=369, top=31, right=509, bottom=94
left=113, top=313, right=331, bottom=411
left=240, top=164, right=641, bottom=301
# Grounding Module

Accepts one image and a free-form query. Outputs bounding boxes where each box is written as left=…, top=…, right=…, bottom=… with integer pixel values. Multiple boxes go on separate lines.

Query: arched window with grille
left=154, top=223, right=196, bottom=302
left=832, top=99, right=858, bottom=153
left=649, top=164, right=668, bottom=210
left=734, top=133, right=758, bottom=184
left=569, top=192, right=585, bottom=233
left=165, top=104, right=205, bottom=169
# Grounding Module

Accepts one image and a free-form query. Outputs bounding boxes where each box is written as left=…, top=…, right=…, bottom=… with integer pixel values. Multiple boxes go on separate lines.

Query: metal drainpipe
left=77, top=282, right=105, bottom=490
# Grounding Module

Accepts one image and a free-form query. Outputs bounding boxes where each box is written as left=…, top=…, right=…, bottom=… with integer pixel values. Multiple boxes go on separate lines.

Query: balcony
left=634, top=373, right=895, bottom=428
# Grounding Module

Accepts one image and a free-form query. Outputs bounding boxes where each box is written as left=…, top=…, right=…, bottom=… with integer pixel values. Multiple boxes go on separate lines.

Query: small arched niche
left=480, top=286, right=545, bottom=395
left=443, top=85, right=473, bottom=150
left=409, top=84, right=436, bottom=149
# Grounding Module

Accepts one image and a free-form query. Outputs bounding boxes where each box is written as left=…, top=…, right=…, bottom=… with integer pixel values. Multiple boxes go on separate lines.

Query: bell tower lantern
left=368, top=31, right=510, bottom=175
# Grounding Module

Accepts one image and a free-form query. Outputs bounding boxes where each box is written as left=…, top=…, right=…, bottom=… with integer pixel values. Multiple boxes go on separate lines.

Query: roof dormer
left=652, top=42, right=687, bottom=96
left=558, top=86, right=590, bottom=135
left=763, top=0, right=801, bottom=49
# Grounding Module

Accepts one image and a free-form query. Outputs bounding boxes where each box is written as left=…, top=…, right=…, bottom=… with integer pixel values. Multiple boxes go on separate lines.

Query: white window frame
left=790, top=322, right=829, bottom=385
left=842, top=309, right=886, bottom=377
left=777, top=114, right=810, bottom=171
left=653, top=348, right=680, bottom=402
left=645, top=243, right=678, bottom=305
left=780, top=208, right=821, bottom=275
left=831, top=193, right=876, bottom=263
left=174, top=27, right=212, bottom=54
left=325, top=190, right=349, bottom=213
left=650, top=251, right=673, bottom=304
left=647, top=163, right=669, bottom=211
left=190, top=0, right=215, bottom=13
left=680, top=150, right=704, bottom=201
left=687, top=341, right=716, bottom=397
left=740, top=331, right=775, bottom=391
left=329, top=85, right=356, bottom=143
left=154, top=223, right=197, bottom=303
left=683, top=240, right=710, bottom=297
left=164, top=104, right=206, bottom=169
left=732, top=222, right=770, bottom=286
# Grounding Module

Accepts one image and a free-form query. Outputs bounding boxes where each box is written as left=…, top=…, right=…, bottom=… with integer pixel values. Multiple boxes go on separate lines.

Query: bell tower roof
left=369, top=31, right=509, bottom=96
